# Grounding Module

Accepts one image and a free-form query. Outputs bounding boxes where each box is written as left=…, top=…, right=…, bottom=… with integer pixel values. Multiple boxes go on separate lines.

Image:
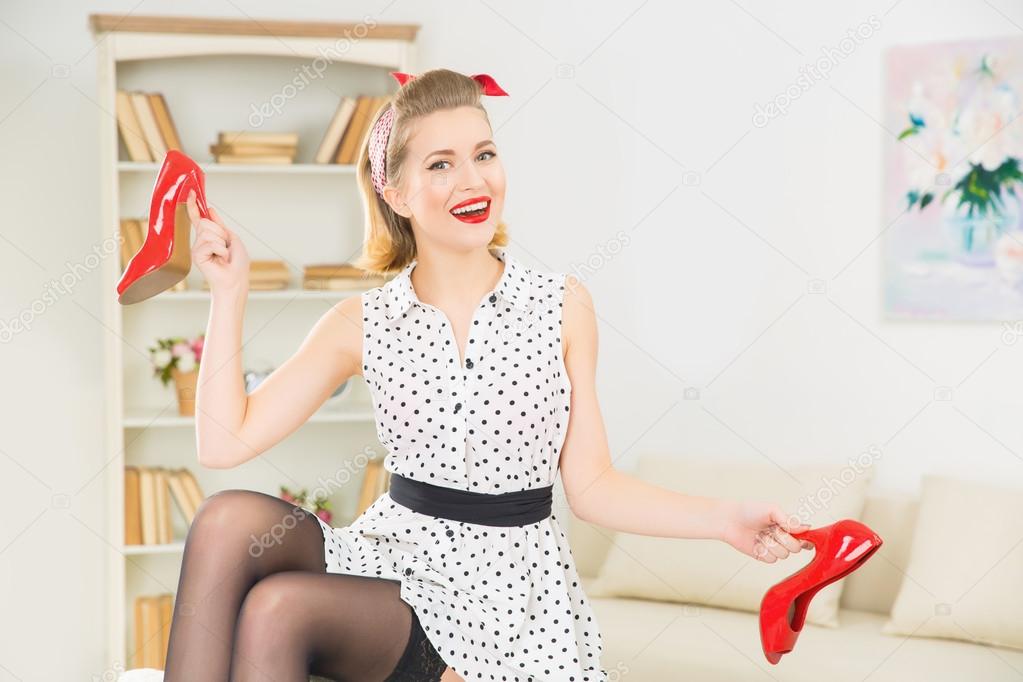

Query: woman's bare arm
left=195, top=293, right=363, bottom=469
left=556, top=275, right=809, bottom=562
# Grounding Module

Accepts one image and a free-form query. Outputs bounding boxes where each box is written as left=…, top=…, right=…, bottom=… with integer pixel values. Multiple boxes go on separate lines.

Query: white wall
left=1, top=0, right=1021, bottom=678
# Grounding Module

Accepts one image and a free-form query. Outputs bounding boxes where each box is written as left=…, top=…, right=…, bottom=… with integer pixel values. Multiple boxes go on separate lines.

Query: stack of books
left=210, top=131, right=298, bottom=164
left=303, top=263, right=387, bottom=290
left=314, top=95, right=390, bottom=165
left=124, top=466, right=206, bottom=546
left=200, top=259, right=291, bottom=291
left=119, top=218, right=186, bottom=293
left=133, top=593, right=173, bottom=670
left=115, top=90, right=183, bottom=162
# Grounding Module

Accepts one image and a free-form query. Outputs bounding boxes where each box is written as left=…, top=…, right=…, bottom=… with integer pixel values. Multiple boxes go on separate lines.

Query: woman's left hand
left=718, top=500, right=813, bottom=563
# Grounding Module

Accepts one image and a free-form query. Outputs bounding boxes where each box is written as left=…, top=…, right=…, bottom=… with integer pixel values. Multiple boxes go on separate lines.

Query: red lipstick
left=449, top=196, right=491, bottom=224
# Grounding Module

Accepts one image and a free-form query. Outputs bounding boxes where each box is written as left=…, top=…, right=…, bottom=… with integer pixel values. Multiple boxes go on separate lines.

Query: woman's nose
left=453, top=158, right=486, bottom=190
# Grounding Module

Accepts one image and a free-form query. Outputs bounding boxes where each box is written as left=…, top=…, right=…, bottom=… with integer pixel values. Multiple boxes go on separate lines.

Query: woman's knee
left=235, top=573, right=311, bottom=646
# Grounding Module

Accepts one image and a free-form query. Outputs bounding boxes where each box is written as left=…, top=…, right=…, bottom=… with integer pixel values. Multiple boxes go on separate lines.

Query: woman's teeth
left=451, top=200, right=489, bottom=216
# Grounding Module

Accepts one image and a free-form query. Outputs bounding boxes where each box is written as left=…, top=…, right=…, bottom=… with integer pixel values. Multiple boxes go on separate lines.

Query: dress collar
left=383, top=247, right=531, bottom=321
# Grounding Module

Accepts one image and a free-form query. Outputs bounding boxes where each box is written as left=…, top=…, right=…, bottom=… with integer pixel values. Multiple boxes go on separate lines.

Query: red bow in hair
left=390, top=71, right=509, bottom=96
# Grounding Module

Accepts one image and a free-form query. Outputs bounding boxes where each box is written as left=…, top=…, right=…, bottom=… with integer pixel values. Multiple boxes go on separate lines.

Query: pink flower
left=191, top=335, right=205, bottom=363
left=171, top=341, right=190, bottom=358
left=316, top=509, right=333, bottom=524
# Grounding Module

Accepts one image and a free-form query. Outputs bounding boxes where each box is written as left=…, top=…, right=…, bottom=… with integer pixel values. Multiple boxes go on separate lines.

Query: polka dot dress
left=310, top=247, right=607, bottom=681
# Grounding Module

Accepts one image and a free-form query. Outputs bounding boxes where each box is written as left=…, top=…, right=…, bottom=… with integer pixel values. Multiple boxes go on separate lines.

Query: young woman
left=153, top=68, right=810, bottom=682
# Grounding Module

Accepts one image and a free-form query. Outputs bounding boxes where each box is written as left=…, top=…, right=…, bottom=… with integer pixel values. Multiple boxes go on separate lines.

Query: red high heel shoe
left=759, top=518, right=883, bottom=664
left=117, top=150, right=211, bottom=304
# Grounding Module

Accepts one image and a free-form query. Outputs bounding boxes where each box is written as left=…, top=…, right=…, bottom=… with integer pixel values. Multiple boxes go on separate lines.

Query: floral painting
left=884, top=36, right=1023, bottom=320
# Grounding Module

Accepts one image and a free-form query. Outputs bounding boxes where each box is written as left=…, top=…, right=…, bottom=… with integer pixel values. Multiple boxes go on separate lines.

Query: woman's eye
left=428, top=150, right=496, bottom=171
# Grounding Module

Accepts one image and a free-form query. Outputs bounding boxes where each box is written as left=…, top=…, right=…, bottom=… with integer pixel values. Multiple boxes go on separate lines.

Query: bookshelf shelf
left=94, top=14, right=417, bottom=673
left=123, top=406, right=376, bottom=429
left=118, top=161, right=358, bottom=175
left=123, top=541, right=187, bottom=556
left=146, top=287, right=366, bottom=302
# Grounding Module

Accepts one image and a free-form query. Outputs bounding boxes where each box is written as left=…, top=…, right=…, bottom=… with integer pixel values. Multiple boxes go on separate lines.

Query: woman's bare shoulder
left=317, top=294, right=364, bottom=377
left=561, top=274, right=595, bottom=356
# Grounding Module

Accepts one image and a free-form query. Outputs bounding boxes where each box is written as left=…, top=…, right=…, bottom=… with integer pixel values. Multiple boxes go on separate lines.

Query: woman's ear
left=382, top=186, right=411, bottom=218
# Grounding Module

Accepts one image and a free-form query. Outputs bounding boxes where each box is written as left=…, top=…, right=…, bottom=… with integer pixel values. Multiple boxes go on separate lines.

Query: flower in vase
left=151, top=348, right=173, bottom=370
left=176, top=352, right=196, bottom=374
left=191, top=335, right=205, bottom=363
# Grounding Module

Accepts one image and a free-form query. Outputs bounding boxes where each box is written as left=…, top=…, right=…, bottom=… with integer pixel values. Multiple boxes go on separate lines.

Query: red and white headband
left=368, top=71, right=509, bottom=199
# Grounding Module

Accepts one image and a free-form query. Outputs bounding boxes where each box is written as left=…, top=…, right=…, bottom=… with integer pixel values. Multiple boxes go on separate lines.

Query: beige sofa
left=567, top=493, right=1023, bottom=681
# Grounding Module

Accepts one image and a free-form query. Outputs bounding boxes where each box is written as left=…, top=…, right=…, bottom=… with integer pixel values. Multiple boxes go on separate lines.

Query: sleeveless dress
left=310, top=247, right=607, bottom=681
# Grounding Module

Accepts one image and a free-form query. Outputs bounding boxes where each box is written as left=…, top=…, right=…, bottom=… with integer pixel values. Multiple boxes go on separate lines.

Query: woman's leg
left=162, top=489, right=330, bottom=681
left=230, top=572, right=430, bottom=681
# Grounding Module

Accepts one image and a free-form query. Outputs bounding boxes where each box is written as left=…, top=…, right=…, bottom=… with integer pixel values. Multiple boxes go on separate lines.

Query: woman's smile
left=449, top=195, right=492, bottom=223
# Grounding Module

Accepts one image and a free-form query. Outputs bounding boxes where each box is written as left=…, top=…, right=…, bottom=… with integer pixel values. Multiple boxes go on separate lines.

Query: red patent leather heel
left=759, top=518, right=883, bottom=664
left=117, top=150, right=211, bottom=304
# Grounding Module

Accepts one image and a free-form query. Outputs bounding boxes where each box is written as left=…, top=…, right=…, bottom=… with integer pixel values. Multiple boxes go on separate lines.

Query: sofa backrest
left=564, top=491, right=919, bottom=616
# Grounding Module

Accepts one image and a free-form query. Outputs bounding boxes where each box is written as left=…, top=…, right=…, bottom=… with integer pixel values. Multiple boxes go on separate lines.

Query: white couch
left=566, top=493, right=1023, bottom=681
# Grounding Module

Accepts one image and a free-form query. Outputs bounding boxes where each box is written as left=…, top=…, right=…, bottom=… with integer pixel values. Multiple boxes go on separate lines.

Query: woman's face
left=385, top=105, right=506, bottom=251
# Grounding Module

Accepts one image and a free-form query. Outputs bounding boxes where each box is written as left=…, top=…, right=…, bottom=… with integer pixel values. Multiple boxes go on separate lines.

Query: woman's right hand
left=186, top=189, right=250, bottom=294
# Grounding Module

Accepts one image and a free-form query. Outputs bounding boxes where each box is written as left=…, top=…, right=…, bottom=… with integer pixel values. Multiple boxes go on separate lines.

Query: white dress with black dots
left=310, top=247, right=607, bottom=681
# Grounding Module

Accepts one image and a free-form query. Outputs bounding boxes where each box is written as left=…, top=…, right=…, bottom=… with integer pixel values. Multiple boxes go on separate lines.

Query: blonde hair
left=351, top=68, right=510, bottom=275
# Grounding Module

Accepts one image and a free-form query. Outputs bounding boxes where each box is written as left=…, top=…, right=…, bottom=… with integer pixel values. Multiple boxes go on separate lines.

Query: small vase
left=170, top=367, right=198, bottom=416
left=942, top=194, right=1022, bottom=267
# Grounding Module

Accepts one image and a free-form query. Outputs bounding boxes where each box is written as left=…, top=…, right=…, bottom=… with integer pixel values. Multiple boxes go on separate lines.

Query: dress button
left=454, top=402, right=462, bottom=413
left=446, top=529, right=455, bottom=537
left=404, top=567, right=412, bottom=576
left=489, top=293, right=497, bottom=303
left=465, top=359, right=474, bottom=369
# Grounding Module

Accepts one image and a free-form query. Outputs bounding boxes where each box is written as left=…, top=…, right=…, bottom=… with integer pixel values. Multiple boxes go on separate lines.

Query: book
left=218, top=131, right=299, bottom=147
left=314, top=96, right=357, bottom=164
left=303, top=263, right=371, bottom=278
left=124, top=466, right=142, bottom=545
left=166, top=470, right=195, bottom=522
left=125, top=466, right=207, bottom=545
left=212, top=153, right=294, bottom=165
left=115, top=90, right=152, bottom=162
left=158, top=594, right=173, bottom=668
left=335, top=95, right=375, bottom=165
left=148, top=93, right=182, bottom=152
left=303, top=277, right=385, bottom=290
left=178, top=468, right=206, bottom=515
left=119, top=218, right=144, bottom=270
left=130, top=91, right=167, bottom=160
left=209, top=142, right=297, bottom=156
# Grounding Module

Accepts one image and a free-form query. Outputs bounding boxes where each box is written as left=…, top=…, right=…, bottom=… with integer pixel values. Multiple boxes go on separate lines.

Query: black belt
left=387, top=473, right=554, bottom=527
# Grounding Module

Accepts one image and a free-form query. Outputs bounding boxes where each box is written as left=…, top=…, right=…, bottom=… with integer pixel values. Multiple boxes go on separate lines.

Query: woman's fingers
left=194, top=240, right=229, bottom=263
left=756, top=526, right=798, bottom=560
left=185, top=189, right=201, bottom=226
left=771, top=526, right=805, bottom=554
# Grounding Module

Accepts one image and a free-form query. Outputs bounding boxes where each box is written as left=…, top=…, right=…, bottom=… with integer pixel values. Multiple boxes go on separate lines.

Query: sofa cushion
left=585, top=455, right=872, bottom=627
left=584, top=576, right=1023, bottom=681
left=882, top=474, right=1023, bottom=651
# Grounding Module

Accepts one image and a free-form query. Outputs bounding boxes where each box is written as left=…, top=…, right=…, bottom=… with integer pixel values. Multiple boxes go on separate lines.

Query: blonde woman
left=130, top=69, right=810, bottom=682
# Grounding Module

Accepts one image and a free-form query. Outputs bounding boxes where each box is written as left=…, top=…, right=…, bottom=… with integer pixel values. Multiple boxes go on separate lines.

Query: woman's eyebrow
left=425, top=139, right=494, bottom=160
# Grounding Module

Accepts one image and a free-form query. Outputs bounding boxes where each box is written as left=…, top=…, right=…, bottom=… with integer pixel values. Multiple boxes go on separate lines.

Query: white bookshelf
left=91, top=14, right=418, bottom=672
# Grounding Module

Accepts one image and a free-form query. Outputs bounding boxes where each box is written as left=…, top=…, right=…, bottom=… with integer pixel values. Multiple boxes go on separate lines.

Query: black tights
left=162, top=489, right=445, bottom=681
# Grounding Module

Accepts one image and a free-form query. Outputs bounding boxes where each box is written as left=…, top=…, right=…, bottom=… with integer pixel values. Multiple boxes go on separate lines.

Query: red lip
left=449, top=195, right=492, bottom=224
